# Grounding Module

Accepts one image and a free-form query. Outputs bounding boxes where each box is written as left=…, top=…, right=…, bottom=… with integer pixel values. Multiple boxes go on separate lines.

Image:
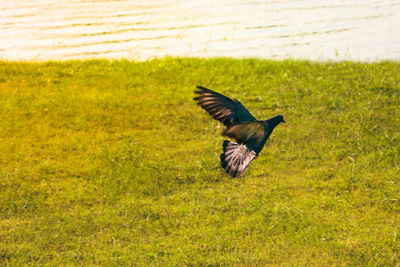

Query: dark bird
left=194, top=86, right=285, bottom=178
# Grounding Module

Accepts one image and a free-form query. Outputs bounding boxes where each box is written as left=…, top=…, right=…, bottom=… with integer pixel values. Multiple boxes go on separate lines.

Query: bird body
left=194, top=86, right=284, bottom=178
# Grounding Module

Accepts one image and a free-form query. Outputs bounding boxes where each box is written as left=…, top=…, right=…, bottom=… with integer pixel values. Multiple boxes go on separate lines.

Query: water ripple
left=0, top=0, right=399, bottom=61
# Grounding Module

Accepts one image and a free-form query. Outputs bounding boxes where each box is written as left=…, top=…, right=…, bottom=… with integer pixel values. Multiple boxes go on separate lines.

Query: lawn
left=0, top=58, right=399, bottom=265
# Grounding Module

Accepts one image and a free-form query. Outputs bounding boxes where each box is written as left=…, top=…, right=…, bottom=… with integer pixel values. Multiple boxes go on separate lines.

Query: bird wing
left=222, top=121, right=266, bottom=144
left=194, top=86, right=256, bottom=125
left=220, top=140, right=258, bottom=178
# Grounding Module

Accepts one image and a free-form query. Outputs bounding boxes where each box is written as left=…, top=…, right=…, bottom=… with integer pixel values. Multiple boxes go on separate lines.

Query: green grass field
left=0, top=58, right=399, bottom=265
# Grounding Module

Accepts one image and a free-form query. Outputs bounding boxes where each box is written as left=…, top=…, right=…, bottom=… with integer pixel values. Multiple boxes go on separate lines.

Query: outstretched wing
left=194, top=86, right=256, bottom=125
left=220, top=140, right=257, bottom=178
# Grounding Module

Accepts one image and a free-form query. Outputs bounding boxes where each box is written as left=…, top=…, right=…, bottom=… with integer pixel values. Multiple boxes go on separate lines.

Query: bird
left=194, top=86, right=285, bottom=178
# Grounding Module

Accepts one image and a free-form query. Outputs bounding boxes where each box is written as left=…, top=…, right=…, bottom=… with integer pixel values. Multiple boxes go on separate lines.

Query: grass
left=0, top=58, right=399, bottom=265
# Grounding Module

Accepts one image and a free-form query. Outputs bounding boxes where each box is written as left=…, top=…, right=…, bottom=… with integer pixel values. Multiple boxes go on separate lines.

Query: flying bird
left=194, top=86, right=285, bottom=178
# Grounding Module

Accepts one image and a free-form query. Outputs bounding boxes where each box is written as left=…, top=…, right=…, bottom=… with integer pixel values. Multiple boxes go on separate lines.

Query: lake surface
left=1, top=0, right=399, bottom=61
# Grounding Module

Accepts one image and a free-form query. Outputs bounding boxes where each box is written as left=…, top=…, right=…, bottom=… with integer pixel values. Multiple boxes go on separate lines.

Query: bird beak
left=283, top=120, right=285, bottom=123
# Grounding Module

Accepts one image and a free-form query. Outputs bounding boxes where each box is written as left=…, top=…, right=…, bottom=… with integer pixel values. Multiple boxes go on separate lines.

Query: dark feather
left=223, top=121, right=265, bottom=143
left=194, top=86, right=256, bottom=125
left=220, top=140, right=257, bottom=177
left=194, top=86, right=285, bottom=178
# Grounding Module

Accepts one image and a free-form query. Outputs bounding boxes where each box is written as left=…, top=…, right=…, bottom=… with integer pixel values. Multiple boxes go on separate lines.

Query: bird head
left=276, top=115, right=285, bottom=124
left=266, top=115, right=285, bottom=128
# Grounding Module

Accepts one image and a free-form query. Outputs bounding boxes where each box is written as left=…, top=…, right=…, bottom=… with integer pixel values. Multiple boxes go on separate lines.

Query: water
left=1, top=0, right=399, bottom=61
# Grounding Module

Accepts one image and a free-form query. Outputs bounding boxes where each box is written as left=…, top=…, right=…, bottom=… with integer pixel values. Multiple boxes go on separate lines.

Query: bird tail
left=220, top=140, right=257, bottom=178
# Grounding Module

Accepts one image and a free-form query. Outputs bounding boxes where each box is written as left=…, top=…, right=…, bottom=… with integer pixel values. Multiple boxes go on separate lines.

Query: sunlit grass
left=0, top=58, right=399, bottom=265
